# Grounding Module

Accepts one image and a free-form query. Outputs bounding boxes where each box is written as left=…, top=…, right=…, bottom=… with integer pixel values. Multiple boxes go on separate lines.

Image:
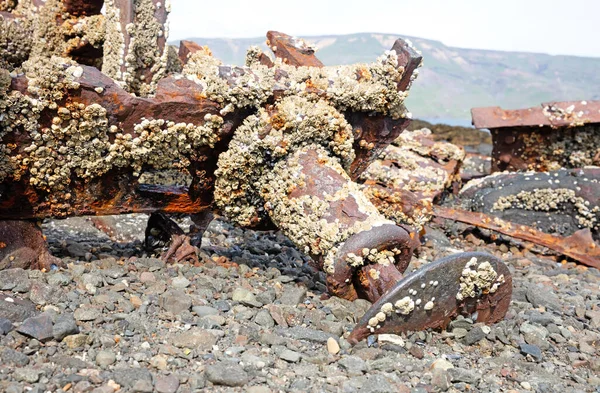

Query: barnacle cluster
left=214, top=95, right=355, bottom=227
left=519, top=125, right=600, bottom=171
left=0, top=56, right=222, bottom=190
left=361, top=128, right=465, bottom=203
left=102, top=0, right=171, bottom=96
left=0, top=12, right=32, bottom=69
left=492, top=187, right=600, bottom=230
left=456, top=258, right=505, bottom=301
left=183, top=46, right=411, bottom=119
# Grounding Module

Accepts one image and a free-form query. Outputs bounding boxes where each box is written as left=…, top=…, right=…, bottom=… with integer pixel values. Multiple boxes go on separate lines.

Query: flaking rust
left=0, top=2, right=512, bottom=343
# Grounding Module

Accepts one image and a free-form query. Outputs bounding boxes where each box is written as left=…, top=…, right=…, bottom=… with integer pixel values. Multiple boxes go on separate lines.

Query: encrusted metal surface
left=472, top=100, right=600, bottom=129
left=349, top=252, right=512, bottom=343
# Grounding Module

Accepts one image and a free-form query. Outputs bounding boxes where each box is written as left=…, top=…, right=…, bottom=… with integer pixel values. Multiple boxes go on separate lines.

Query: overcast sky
left=169, top=0, right=600, bottom=58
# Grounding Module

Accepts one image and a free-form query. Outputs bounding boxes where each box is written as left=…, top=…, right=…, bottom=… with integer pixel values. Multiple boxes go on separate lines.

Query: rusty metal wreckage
left=0, top=0, right=513, bottom=342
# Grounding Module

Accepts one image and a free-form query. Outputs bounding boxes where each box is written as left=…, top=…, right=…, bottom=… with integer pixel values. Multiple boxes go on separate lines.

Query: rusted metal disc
left=348, top=252, right=512, bottom=343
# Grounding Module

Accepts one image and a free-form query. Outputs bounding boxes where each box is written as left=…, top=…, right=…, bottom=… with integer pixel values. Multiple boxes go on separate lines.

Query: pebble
left=74, top=307, right=101, bottom=321
left=52, top=313, right=79, bottom=341
left=95, top=350, right=116, bottom=367
left=63, top=334, right=89, bottom=349
left=280, top=349, right=302, bottom=363
left=171, top=276, right=190, bottom=289
left=378, top=334, right=405, bottom=347
left=232, top=288, right=262, bottom=307
left=205, top=361, right=249, bottom=387
left=279, top=286, right=307, bottom=305
left=155, top=374, right=179, bottom=393
left=327, top=337, right=340, bottom=354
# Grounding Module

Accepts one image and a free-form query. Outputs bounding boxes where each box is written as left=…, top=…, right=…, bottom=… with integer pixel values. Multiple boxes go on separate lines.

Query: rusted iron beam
left=472, top=100, right=600, bottom=129
left=472, top=101, right=600, bottom=172
left=434, top=206, right=600, bottom=269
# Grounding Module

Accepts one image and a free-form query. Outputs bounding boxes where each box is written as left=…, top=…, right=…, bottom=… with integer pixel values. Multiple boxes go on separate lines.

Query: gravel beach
left=0, top=214, right=598, bottom=393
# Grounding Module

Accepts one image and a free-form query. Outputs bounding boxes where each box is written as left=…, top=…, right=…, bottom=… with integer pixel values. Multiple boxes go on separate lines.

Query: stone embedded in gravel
left=29, top=281, right=60, bottom=305
left=254, top=309, right=275, bottom=328
left=159, top=289, right=192, bottom=314
left=279, top=285, right=307, bottom=305
left=432, top=368, right=452, bottom=391
left=131, top=379, right=153, bottom=393
left=327, top=337, right=340, bottom=354
left=232, top=288, right=262, bottom=307
left=519, top=343, right=543, bottom=361
left=74, top=306, right=101, bottom=321
left=52, top=313, right=79, bottom=340
left=520, top=323, right=549, bottom=349
left=431, top=358, right=454, bottom=371
left=205, top=361, right=249, bottom=387
left=0, top=294, right=37, bottom=323
left=452, top=328, right=468, bottom=339
left=1, top=348, right=30, bottom=366
left=139, top=272, right=156, bottom=283
left=171, top=276, right=190, bottom=289
left=0, top=317, right=13, bottom=334
left=96, top=350, right=117, bottom=367
left=47, top=272, right=71, bottom=286
left=526, top=286, right=561, bottom=310
left=192, top=306, right=219, bottom=318
left=276, top=326, right=334, bottom=343
left=338, top=356, right=367, bottom=376
left=464, top=325, right=487, bottom=345
left=17, top=313, right=54, bottom=342
left=63, top=333, right=89, bottom=349
left=448, top=367, right=482, bottom=384
left=14, top=367, right=41, bottom=383
left=155, top=374, right=179, bottom=393
left=0, top=268, right=30, bottom=291
left=449, top=317, right=473, bottom=331
left=280, top=349, right=302, bottom=363
left=171, top=328, right=218, bottom=351
left=322, top=297, right=355, bottom=320
left=112, top=368, right=153, bottom=389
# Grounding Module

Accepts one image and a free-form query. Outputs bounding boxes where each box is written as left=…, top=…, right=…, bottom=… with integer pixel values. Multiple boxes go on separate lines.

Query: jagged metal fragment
left=434, top=206, right=600, bottom=269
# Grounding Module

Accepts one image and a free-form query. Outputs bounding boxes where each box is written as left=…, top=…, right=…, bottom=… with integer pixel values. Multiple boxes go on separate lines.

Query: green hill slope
left=178, top=33, right=600, bottom=124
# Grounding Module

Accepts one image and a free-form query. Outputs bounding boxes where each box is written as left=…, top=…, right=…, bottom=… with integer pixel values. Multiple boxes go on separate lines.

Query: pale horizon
left=169, top=0, right=600, bottom=58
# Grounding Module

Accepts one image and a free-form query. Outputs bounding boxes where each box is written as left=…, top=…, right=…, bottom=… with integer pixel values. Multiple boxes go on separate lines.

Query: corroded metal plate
left=348, top=252, right=512, bottom=343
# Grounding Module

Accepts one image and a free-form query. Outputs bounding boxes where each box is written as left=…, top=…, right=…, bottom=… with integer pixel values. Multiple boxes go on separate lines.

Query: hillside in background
left=178, top=33, right=600, bottom=125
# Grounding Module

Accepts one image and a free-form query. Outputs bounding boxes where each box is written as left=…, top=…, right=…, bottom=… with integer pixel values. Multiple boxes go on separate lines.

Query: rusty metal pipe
left=261, top=145, right=418, bottom=301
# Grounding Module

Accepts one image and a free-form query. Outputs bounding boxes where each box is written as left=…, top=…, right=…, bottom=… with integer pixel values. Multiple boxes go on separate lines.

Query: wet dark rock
left=155, top=374, right=179, bottom=393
